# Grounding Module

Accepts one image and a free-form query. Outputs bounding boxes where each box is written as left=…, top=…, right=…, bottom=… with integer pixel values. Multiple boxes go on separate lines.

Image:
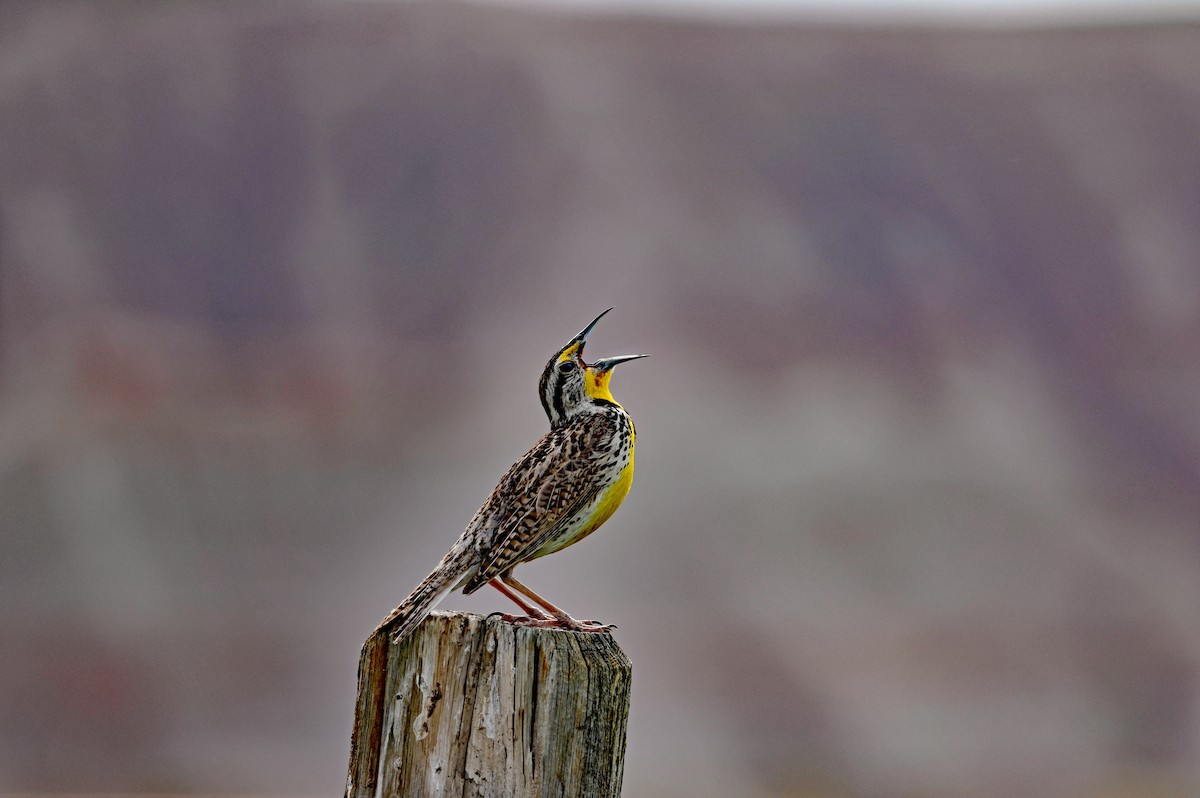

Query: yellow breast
left=528, top=422, right=636, bottom=560
left=581, top=457, right=634, bottom=535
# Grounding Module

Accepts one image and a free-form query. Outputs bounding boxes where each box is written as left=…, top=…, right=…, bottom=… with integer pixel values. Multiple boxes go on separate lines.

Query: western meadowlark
left=378, top=309, right=646, bottom=641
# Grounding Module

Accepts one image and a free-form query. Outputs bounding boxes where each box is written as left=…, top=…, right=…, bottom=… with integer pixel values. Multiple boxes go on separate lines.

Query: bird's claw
left=493, top=614, right=615, bottom=634
left=572, top=620, right=617, bottom=633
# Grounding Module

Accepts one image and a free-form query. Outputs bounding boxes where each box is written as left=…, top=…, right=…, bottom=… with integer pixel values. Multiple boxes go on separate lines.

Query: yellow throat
left=583, top=367, right=617, bottom=404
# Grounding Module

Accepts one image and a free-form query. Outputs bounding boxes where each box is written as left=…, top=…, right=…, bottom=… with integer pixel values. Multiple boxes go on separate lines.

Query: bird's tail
left=373, top=543, right=476, bottom=641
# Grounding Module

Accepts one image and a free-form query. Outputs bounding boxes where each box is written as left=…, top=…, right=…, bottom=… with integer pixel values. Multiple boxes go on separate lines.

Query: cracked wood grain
left=345, top=611, right=631, bottom=798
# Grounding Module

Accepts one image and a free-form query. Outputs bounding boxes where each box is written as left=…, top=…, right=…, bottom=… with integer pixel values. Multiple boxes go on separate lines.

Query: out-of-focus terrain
left=1, top=2, right=1199, bottom=796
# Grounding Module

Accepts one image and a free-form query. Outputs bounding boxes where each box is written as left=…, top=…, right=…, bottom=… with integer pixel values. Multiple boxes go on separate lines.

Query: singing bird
left=378, top=309, right=645, bottom=641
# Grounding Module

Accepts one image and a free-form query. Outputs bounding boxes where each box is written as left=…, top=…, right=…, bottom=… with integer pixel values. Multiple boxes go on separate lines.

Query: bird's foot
left=493, top=614, right=571, bottom=629
left=532, top=616, right=616, bottom=633
left=490, top=613, right=615, bottom=633
left=568, top=619, right=617, bottom=634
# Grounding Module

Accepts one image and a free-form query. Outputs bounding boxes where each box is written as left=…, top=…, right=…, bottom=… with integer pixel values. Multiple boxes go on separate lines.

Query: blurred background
left=2, top=0, right=1199, bottom=796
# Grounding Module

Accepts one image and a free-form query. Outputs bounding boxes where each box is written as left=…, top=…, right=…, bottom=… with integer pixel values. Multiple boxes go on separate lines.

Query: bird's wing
left=463, top=418, right=610, bottom=592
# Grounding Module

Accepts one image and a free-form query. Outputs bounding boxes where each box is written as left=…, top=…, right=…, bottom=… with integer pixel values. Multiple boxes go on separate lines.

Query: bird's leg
left=487, top=578, right=553, bottom=623
left=502, top=575, right=615, bottom=633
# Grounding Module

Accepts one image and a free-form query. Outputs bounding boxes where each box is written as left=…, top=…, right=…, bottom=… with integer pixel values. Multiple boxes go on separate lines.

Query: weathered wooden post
left=345, top=610, right=632, bottom=798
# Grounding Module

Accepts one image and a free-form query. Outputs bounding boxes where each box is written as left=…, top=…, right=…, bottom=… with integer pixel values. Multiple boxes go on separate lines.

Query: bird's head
left=538, top=308, right=647, bottom=427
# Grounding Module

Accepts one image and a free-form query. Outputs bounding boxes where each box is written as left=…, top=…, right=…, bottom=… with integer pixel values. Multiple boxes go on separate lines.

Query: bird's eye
left=557, top=361, right=575, bottom=373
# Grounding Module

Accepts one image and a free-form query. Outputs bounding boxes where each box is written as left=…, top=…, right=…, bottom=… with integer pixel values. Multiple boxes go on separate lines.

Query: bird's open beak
left=590, top=354, right=649, bottom=372
left=567, top=308, right=614, bottom=363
